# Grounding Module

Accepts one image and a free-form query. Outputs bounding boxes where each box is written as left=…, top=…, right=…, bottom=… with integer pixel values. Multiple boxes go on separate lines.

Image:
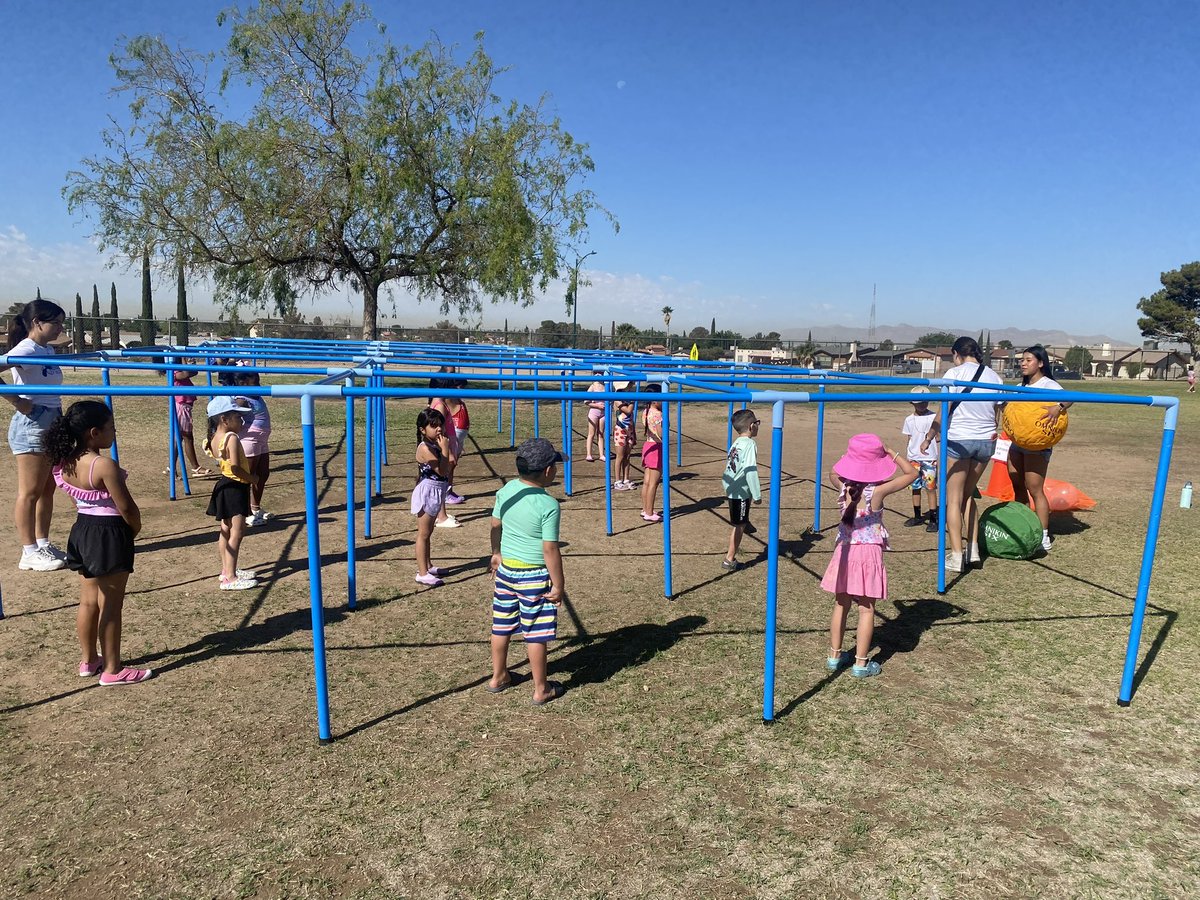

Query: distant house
left=1112, top=349, right=1190, bottom=380
left=734, top=347, right=796, bottom=365
left=811, top=347, right=853, bottom=370
left=642, top=343, right=668, bottom=355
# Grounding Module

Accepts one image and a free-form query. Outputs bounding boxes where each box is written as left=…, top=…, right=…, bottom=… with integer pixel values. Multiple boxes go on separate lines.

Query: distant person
left=411, top=407, right=452, bottom=587
left=901, top=387, right=939, bottom=532
left=2, top=299, right=68, bottom=571
left=235, top=370, right=274, bottom=525
left=46, top=401, right=151, bottom=685
left=1188, top=364, right=1196, bottom=394
left=172, top=364, right=216, bottom=479
left=920, top=336, right=1003, bottom=573
left=203, top=397, right=259, bottom=591
left=639, top=384, right=665, bottom=522
left=486, top=438, right=567, bottom=706
left=822, top=434, right=916, bottom=678
left=721, top=408, right=762, bottom=571
left=612, top=384, right=636, bottom=490
left=1007, top=345, right=1070, bottom=553
left=584, top=374, right=608, bottom=462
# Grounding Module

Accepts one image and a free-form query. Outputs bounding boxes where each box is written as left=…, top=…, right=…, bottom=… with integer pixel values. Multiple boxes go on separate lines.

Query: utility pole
left=568, top=250, right=596, bottom=349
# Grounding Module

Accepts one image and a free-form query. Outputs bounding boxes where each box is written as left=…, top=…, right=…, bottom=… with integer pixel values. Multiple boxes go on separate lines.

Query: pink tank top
left=53, top=457, right=126, bottom=517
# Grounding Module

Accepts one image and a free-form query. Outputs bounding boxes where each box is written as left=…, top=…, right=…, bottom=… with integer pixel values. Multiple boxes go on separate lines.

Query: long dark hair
left=417, top=407, right=445, bottom=444
left=44, top=400, right=112, bottom=468
left=204, top=412, right=241, bottom=455
left=1021, top=345, right=1052, bottom=385
left=951, top=336, right=982, bottom=362
left=840, top=479, right=866, bottom=526
left=7, top=299, right=66, bottom=349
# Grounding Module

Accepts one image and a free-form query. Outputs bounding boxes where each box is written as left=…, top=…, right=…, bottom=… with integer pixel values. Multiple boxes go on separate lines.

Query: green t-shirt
left=722, top=435, right=762, bottom=500
left=491, top=478, right=561, bottom=566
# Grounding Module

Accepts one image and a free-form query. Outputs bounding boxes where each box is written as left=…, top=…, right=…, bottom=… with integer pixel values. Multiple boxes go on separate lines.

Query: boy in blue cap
left=486, top=437, right=567, bottom=706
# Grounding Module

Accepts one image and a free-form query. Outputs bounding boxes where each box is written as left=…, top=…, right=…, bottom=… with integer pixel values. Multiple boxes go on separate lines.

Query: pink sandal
left=99, top=667, right=153, bottom=686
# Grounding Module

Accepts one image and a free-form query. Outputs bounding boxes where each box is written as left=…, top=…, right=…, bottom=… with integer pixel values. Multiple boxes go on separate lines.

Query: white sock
left=969, top=543, right=979, bottom=559
left=36, top=538, right=50, bottom=549
left=23, top=543, right=38, bottom=555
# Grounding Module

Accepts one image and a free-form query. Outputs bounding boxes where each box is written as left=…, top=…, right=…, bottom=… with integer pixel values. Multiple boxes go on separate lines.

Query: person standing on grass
left=822, top=434, right=916, bottom=679
left=171, top=364, right=216, bottom=479
left=486, top=437, right=567, bottom=706
left=612, top=385, right=636, bottom=490
left=412, top=407, right=453, bottom=587
left=1188, top=364, right=1195, bottom=394
left=203, top=397, right=259, bottom=591
left=639, top=384, right=666, bottom=522
left=2, top=298, right=68, bottom=571
left=901, top=387, right=939, bottom=532
left=584, top=374, right=608, bottom=462
left=430, top=366, right=470, bottom=506
left=920, top=336, right=1003, bottom=573
left=235, top=370, right=274, bottom=526
left=1006, top=345, right=1070, bottom=554
left=721, top=408, right=762, bottom=571
left=46, top=401, right=152, bottom=685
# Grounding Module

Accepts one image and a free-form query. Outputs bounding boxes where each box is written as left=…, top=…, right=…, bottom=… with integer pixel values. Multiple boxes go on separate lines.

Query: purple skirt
left=820, top=541, right=887, bottom=599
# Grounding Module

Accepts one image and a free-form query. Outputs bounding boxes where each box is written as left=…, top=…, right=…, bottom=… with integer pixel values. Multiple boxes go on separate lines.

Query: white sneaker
left=434, top=516, right=461, bottom=529
left=41, top=542, right=67, bottom=561
left=220, top=576, right=258, bottom=591
left=968, top=544, right=981, bottom=568
left=19, top=547, right=66, bottom=571
left=245, top=510, right=267, bottom=527
left=944, top=551, right=963, bottom=574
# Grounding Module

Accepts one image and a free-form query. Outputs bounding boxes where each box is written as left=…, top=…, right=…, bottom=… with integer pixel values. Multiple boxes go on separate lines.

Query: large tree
left=916, top=331, right=958, bottom=348
left=1137, top=261, right=1200, bottom=356
left=64, top=0, right=612, bottom=340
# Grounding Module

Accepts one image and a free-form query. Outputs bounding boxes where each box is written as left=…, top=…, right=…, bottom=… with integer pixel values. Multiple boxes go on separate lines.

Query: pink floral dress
left=819, top=484, right=889, bottom=599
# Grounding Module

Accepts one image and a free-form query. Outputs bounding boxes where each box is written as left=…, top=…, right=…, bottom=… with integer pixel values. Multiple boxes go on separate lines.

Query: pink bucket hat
left=832, top=434, right=896, bottom=484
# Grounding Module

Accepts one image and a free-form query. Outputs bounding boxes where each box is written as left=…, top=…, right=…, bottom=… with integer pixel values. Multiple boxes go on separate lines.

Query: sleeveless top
left=835, top=484, right=889, bottom=547
left=417, top=441, right=448, bottom=483
left=53, top=456, right=125, bottom=517
left=206, top=432, right=250, bottom=483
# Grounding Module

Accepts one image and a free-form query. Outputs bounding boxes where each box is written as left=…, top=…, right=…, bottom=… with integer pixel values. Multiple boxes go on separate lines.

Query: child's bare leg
left=911, top=486, right=922, bottom=517
left=97, top=573, right=130, bottom=674
left=218, top=521, right=231, bottom=579
left=855, top=598, right=876, bottom=662
left=489, top=634, right=512, bottom=689
left=1008, top=453, right=1029, bottom=505
left=77, top=578, right=101, bottom=663
left=181, top=432, right=201, bottom=471
left=526, top=641, right=551, bottom=701
left=586, top=420, right=598, bottom=457
left=727, top=523, right=745, bottom=561
left=927, top=487, right=939, bottom=516
left=415, top=512, right=435, bottom=574
left=249, top=454, right=270, bottom=509
left=830, top=594, right=852, bottom=654
left=642, top=470, right=661, bottom=515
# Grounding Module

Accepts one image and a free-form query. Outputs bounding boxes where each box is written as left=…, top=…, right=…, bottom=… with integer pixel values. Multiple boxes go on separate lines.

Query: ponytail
left=43, top=399, right=112, bottom=468
left=7, top=299, right=66, bottom=349
left=203, top=415, right=220, bottom=455
left=840, top=481, right=866, bottom=526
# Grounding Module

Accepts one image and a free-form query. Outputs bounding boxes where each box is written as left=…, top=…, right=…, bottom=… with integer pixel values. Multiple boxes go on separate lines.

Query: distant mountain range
left=777, top=323, right=1128, bottom=347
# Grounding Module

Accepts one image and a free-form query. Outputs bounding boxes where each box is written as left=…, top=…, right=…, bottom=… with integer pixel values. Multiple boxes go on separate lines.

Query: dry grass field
left=1, top=370, right=1197, bottom=899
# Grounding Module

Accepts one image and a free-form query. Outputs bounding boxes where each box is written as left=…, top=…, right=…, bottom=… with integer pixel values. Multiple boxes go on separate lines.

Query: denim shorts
left=1010, top=443, right=1053, bottom=460
left=8, top=404, right=60, bottom=455
left=946, top=438, right=995, bottom=463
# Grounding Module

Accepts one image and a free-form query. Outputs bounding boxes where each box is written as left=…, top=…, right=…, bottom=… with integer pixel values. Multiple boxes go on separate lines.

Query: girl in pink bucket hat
left=821, top=433, right=916, bottom=678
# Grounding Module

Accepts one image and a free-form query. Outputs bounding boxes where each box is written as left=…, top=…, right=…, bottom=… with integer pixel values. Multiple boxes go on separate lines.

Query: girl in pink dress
left=821, top=434, right=916, bottom=678
left=639, top=385, right=665, bottom=521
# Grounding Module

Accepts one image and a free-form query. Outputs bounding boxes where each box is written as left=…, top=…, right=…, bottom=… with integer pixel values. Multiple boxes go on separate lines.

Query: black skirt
left=65, top=514, right=135, bottom=579
left=206, top=476, right=252, bottom=521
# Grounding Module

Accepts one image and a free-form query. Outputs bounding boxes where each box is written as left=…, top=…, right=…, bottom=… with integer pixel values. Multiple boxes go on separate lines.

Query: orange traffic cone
left=981, top=459, right=1015, bottom=501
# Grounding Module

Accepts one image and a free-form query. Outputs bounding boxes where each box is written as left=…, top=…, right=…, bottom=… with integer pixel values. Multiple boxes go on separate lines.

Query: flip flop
left=531, top=681, right=565, bottom=707
left=484, top=678, right=514, bottom=694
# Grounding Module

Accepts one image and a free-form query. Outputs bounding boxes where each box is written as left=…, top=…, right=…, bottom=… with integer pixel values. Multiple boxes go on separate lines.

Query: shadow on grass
left=1131, top=603, right=1177, bottom=699
left=873, top=598, right=969, bottom=666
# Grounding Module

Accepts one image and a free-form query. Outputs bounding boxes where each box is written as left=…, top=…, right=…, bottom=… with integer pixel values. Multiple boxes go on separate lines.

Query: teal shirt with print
left=723, top=435, right=762, bottom=501
left=491, top=478, right=561, bottom=566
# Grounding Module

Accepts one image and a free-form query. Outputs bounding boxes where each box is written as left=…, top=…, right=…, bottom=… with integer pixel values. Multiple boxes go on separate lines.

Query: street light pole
left=569, top=250, right=596, bottom=350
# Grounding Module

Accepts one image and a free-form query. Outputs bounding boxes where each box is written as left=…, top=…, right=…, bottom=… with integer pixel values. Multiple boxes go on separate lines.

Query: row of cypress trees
left=62, top=251, right=191, bottom=350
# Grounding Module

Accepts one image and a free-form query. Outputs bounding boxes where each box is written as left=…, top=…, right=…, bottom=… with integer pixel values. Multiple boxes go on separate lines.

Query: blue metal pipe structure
left=935, top=390, right=951, bottom=595
left=364, top=369, right=374, bottom=538
left=660, top=393, right=673, bottom=599
left=100, top=366, right=119, bottom=464
left=345, top=376, right=357, bottom=611
left=0, top=345, right=1180, bottom=739
left=761, top=399, right=786, bottom=723
left=813, top=381, right=826, bottom=532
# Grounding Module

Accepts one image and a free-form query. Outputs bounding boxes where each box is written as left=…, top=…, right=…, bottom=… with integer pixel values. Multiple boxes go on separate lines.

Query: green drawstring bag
left=980, top=501, right=1043, bottom=560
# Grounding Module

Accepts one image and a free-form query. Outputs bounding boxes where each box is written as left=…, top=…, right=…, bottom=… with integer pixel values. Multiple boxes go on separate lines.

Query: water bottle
left=1183, top=481, right=1194, bottom=509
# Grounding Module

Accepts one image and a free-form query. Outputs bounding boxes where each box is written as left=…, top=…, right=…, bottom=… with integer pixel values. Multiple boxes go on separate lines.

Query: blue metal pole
left=533, top=368, right=540, bottom=437
left=510, top=365, right=517, bottom=448
left=379, top=378, right=389, bottom=468
left=497, top=356, right=503, bottom=433
left=604, top=387, right=614, bottom=536
left=166, top=366, right=178, bottom=501
left=1118, top=400, right=1179, bottom=705
left=675, top=380, right=683, bottom=468
left=935, top=393, right=950, bottom=594
left=762, top=399, right=785, bottom=723
left=364, top=371, right=373, bottom=539
left=101, top=367, right=119, bottom=464
left=661, top=396, right=673, bottom=599
left=564, top=371, right=574, bottom=496
left=373, top=378, right=383, bottom=496
left=345, top=377, right=357, bottom=611
left=813, top=381, right=826, bottom=531
left=301, top=392, right=333, bottom=743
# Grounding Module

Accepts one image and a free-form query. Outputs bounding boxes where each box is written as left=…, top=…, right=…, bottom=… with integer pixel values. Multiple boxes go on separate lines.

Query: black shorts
left=206, top=477, right=252, bottom=521
left=65, top=515, right=135, bottom=579
left=728, top=497, right=752, bottom=526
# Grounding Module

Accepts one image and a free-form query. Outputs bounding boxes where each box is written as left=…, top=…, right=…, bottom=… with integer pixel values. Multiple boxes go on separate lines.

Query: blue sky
left=2, top=0, right=1197, bottom=341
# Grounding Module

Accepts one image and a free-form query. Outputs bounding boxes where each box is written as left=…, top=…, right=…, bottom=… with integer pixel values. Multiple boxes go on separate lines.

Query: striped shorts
left=492, top=562, right=556, bottom=644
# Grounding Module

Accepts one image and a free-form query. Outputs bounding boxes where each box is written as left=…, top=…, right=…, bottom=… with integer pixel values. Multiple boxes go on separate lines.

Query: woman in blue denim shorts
left=920, top=336, right=1003, bottom=573
left=2, top=299, right=68, bottom=572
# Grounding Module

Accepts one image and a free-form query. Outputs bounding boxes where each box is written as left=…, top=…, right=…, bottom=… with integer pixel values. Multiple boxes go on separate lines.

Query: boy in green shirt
left=486, top=438, right=567, bottom=706
left=721, top=408, right=763, bottom=571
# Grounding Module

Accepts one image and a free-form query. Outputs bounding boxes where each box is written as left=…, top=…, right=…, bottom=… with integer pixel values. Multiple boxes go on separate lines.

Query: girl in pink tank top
left=45, top=401, right=151, bottom=686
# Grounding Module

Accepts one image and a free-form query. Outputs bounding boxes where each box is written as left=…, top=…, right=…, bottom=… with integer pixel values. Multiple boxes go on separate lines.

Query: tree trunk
left=109, top=283, right=120, bottom=350
left=140, top=248, right=156, bottom=346
left=176, top=262, right=189, bottom=346
left=360, top=280, right=379, bottom=340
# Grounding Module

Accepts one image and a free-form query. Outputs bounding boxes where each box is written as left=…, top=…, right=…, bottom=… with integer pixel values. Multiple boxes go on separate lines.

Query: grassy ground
left=1, top=370, right=1197, bottom=898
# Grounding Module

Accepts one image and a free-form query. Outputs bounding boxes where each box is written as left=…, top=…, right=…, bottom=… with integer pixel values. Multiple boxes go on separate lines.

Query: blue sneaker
left=851, top=659, right=882, bottom=678
left=825, top=650, right=853, bottom=672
